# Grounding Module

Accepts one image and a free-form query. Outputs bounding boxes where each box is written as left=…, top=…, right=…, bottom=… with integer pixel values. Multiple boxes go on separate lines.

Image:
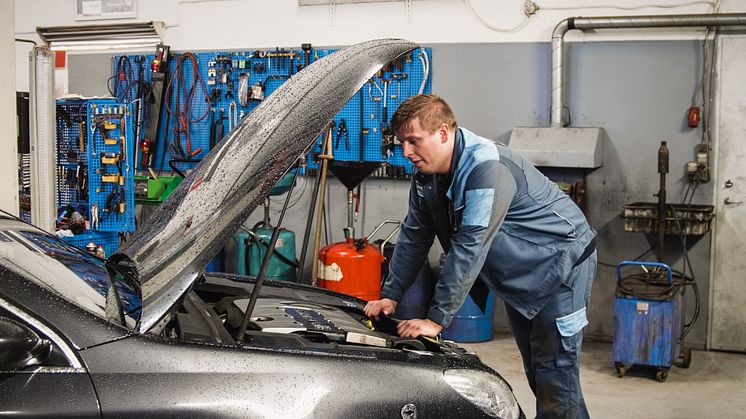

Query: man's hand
left=397, top=318, right=443, bottom=338
left=364, top=298, right=397, bottom=320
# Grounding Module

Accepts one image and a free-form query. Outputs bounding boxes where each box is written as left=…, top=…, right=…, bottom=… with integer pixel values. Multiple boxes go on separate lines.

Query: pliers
left=335, top=119, right=349, bottom=150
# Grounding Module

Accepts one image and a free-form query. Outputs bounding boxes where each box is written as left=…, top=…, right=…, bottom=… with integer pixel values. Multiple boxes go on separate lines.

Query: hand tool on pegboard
left=217, top=108, right=225, bottom=143
left=380, top=78, right=395, bottom=160
left=301, top=43, right=312, bottom=71
left=140, top=44, right=170, bottom=170
left=209, top=108, right=217, bottom=149
left=229, top=101, right=238, bottom=131
left=335, top=118, right=349, bottom=150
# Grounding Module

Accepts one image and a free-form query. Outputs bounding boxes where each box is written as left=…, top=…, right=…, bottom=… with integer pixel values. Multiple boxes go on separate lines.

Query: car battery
left=612, top=261, right=689, bottom=382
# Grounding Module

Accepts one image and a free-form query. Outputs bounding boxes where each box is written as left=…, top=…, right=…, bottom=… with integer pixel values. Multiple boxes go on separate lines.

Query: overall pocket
left=555, top=307, right=588, bottom=367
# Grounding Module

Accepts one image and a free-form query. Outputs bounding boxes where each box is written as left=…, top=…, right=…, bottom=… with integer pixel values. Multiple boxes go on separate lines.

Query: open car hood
left=110, top=39, right=419, bottom=333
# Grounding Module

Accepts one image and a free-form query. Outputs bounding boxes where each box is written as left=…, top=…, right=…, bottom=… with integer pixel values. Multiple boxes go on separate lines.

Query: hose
left=109, top=56, right=136, bottom=103
left=164, top=52, right=211, bottom=158
left=418, top=48, right=430, bottom=94
left=228, top=101, right=238, bottom=131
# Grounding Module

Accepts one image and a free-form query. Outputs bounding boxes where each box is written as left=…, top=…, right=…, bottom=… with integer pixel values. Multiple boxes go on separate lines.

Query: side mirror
left=0, top=316, right=51, bottom=370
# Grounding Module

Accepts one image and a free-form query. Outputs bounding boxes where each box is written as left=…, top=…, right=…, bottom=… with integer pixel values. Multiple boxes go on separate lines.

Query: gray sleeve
left=380, top=177, right=436, bottom=303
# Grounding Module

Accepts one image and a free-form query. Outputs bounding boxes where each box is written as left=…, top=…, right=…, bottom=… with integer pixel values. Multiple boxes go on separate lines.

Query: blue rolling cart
left=612, top=261, right=691, bottom=382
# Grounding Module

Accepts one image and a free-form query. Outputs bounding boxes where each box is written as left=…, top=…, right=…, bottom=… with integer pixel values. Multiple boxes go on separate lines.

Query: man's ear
left=439, top=123, right=450, bottom=143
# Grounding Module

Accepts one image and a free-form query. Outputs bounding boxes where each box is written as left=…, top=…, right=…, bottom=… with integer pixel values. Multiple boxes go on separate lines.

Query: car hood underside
left=108, top=39, right=419, bottom=333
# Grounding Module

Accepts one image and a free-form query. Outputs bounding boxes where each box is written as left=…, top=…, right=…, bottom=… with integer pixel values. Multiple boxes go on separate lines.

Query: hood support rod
left=236, top=161, right=301, bottom=344
left=551, top=12, right=746, bottom=127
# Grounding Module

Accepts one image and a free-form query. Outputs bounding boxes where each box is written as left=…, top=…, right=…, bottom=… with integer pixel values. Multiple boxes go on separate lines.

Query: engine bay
left=160, top=276, right=444, bottom=354
left=214, top=296, right=431, bottom=351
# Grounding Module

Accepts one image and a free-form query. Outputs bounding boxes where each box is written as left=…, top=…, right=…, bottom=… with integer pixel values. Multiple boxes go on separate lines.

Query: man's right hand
left=364, top=298, right=398, bottom=320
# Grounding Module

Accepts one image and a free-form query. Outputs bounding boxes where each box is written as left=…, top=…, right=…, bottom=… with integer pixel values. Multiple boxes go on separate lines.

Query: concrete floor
left=462, top=333, right=746, bottom=418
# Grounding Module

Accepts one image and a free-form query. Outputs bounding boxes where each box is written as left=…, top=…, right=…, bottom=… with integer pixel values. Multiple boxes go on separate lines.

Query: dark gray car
left=0, top=39, right=523, bottom=418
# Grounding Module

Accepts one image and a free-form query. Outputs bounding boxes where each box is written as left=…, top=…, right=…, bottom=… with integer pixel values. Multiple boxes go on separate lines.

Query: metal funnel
left=328, top=161, right=381, bottom=190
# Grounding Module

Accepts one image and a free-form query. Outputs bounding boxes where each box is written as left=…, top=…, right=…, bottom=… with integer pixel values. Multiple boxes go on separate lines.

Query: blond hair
left=391, top=94, right=457, bottom=134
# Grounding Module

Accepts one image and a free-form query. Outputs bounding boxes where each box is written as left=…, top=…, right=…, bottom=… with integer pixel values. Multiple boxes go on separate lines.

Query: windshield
left=0, top=227, right=141, bottom=328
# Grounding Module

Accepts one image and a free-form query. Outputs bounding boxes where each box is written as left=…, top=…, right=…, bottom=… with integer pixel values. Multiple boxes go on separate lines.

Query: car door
left=0, top=303, right=101, bottom=417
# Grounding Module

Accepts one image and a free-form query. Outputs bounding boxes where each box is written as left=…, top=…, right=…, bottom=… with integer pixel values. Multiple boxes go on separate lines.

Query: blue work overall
left=382, top=127, right=597, bottom=418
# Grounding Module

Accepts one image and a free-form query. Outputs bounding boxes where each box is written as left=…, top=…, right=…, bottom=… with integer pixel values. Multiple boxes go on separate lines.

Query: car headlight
left=443, top=369, right=521, bottom=419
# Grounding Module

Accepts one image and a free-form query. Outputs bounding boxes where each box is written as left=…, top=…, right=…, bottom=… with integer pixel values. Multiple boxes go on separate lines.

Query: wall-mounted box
left=509, top=127, right=606, bottom=168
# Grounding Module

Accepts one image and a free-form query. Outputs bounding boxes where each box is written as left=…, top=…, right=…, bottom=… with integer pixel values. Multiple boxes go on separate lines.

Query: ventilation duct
left=511, top=13, right=746, bottom=169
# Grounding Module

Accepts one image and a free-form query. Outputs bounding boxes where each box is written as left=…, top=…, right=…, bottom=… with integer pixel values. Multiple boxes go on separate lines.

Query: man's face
left=397, top=118, right=453, bottom=174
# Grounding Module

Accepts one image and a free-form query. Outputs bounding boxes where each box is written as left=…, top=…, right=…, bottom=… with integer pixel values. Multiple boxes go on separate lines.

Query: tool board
left=114, top=46, right=431, bottom=178
left=56, top=98, right=136, bottom=235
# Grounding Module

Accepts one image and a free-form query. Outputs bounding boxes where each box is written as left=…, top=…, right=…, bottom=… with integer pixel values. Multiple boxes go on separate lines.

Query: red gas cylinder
left=317, top=237, right=384, bottom=302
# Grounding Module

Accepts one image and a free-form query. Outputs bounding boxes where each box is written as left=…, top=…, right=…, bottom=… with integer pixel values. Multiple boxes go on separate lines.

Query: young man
left=364, top=94, right=597, bottom=418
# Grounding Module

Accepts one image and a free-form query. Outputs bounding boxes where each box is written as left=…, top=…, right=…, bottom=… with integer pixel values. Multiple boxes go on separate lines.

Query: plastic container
left=206, top=249, right=225, bottom=273
left=441, top=291, right=495, bottom=343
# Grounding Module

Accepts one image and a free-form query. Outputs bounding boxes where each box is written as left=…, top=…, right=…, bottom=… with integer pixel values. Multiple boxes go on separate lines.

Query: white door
left=709, top=35, right=746, bottom=352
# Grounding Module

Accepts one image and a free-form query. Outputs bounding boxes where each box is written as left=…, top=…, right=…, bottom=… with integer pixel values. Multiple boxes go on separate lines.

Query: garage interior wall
left=1, top=0, right=18, bottom=216
left=13, top=0, right=738, bottom=347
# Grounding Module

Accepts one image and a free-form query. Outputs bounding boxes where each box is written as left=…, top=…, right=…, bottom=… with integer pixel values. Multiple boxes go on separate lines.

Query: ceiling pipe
left=551, top=13, right=746, bottom=127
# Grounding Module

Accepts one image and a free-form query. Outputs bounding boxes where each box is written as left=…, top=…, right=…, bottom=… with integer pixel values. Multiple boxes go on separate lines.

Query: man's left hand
left=397, top=318, right=443, bottom=338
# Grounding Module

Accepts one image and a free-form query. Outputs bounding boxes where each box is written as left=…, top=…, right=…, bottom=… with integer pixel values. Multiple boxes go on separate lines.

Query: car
left=0, top=38, right=523, bottom=418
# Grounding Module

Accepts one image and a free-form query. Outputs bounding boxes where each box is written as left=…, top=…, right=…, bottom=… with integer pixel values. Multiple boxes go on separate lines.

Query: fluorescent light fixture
left=29, top=46, right=57, bottom=233
left=51, top=37, right=161, bottom=52
left=37, top=21, right=163, bottom=52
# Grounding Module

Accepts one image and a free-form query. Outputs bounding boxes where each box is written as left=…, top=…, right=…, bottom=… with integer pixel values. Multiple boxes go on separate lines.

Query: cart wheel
left=615, top=363, right=626, bottom=378
left=656, top=369, right=669, bottom=382
left=680, top=348, right=692, bottom=369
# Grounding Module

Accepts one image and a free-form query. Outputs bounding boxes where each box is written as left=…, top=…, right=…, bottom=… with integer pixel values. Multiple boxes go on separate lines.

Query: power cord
left=463, top=0, right=531, bottom=33
left=164, top=52, right=211, bottom=159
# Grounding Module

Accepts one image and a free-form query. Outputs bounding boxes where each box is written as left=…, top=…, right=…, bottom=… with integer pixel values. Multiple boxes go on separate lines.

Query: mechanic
left=364, top=94, right=597, bottom=418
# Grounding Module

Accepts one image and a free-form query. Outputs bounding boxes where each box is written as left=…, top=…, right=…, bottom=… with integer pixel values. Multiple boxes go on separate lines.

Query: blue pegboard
left=86, top=99, right=136, bottom=232
left=308, top=48, right=431, bottom=177
left=115, top=46, right=431, bottom=177
left=55, top=98, right=135, bottom=237
left=61, top=230, right=120, bottom=259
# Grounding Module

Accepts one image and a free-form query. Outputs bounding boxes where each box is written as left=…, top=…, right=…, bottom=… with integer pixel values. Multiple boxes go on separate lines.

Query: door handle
left=724, top=197, right=743, bottom=205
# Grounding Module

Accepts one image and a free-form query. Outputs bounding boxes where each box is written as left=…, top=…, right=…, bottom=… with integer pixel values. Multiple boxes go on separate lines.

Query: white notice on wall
left=81, top=1, right=103, bottom=15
